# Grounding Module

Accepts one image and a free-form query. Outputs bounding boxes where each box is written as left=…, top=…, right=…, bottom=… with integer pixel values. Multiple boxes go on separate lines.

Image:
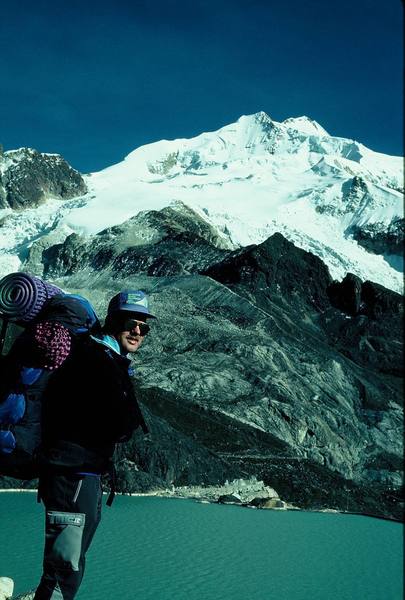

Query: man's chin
left=126, top=339, right=140, bottom=352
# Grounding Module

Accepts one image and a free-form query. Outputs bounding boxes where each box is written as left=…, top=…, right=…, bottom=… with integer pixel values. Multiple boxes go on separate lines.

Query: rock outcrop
left=0, top=577, right=14, bottom=600
left=0, top=148, right=86, bottom=210
left=24, top=202, right=231, bottom=278
left=348, top=217, right=404, bottom=258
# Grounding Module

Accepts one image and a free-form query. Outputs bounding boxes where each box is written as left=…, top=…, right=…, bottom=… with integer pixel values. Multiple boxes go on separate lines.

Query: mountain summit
left=0, top=112, right=403, bottom=291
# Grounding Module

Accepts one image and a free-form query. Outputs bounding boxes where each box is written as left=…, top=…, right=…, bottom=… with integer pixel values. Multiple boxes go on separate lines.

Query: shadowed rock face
left=205, top=242, right=403, bottom=378
left=204, top=231, right=333, bottom=314
left=2, top=206, right=403, bottom=521
left=0, top=148, right=86, bottom=209
left=348, top=218, right=404, bottom=258
left=325, top=275, right=403, bottom=376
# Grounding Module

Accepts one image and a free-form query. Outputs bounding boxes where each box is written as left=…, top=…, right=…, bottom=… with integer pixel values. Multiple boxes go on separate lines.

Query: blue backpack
left=0, top=293, right=101, bottom=479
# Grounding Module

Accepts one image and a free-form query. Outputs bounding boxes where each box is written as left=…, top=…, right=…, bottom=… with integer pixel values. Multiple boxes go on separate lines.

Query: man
left=33, top=290, right=155, bottom=600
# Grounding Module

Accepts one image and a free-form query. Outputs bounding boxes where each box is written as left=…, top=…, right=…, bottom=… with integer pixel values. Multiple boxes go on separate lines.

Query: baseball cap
left=107, top=290, right=156, bottom=319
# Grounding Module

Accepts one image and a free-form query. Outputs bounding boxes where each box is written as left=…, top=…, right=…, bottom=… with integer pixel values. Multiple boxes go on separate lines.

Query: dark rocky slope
left=1, top=207, right=403, bottom=521
left=0, top=148, right=86, bottom=210
left=204, top=232, right=403, bottom=376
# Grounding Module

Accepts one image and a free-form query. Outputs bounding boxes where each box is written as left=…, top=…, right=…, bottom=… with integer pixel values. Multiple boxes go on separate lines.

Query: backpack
left=0, top=275, right=101, bottom=480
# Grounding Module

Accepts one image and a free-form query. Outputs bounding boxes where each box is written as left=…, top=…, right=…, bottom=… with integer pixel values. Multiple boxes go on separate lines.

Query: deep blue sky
left=0, top=0, right=403, bottom=173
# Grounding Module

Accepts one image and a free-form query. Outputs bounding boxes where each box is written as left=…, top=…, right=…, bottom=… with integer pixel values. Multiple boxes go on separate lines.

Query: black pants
left=34, top=473, right=102, bottom=600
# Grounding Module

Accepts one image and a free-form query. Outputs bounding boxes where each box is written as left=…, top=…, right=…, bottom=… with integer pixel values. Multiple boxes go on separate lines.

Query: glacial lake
left=0, top=492, right=403, bottom=600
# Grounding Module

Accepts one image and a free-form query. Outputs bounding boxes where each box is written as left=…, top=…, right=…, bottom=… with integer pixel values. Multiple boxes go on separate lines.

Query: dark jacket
left=40, top=335, right=148, bottom=472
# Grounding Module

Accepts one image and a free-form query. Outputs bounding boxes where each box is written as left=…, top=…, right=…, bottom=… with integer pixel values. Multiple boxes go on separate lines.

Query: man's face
left=114, top=314, right=150, bottom=354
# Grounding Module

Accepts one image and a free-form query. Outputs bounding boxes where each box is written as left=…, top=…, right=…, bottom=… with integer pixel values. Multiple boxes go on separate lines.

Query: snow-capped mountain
left=0, top=115, right=403, bottom=520
left=0, top=111, right=403, bottom=291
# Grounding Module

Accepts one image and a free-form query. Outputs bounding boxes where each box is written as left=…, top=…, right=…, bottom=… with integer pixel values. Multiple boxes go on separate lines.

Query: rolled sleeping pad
left=0, top=272, right=63, bottom=324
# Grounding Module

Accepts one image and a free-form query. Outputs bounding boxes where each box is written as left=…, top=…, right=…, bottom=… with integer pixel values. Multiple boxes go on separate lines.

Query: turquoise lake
left=0, top=492, right=403, bottom=600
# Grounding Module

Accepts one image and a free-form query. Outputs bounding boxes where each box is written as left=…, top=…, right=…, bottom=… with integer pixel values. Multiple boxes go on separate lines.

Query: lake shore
left=2, top=483, right=400, bottom=522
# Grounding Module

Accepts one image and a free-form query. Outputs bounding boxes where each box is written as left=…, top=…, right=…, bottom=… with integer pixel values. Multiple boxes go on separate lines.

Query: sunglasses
left=123, top=318, right=150, bottom=336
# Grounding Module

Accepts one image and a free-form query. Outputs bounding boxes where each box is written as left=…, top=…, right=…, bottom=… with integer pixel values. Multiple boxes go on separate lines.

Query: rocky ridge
left=24, top=201, right=232, bottom=278
left=1, top=201, right=402, bottom=521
